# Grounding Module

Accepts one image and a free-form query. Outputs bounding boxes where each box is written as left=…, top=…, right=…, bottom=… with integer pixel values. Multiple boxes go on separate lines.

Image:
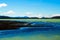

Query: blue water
left=0, top=22, right=60, bottom=39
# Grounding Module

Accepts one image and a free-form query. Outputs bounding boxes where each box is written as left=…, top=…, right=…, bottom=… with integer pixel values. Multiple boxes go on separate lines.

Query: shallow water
left=0, top=22, right=60, bottom=40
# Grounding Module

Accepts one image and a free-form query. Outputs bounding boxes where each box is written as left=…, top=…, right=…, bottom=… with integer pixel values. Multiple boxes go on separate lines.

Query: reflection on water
left=0, top=22, right=60, bottom=40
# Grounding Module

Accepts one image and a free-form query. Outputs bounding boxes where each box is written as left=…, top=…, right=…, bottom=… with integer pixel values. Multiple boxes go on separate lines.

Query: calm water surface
left=0, top=22, right=60, bottom=40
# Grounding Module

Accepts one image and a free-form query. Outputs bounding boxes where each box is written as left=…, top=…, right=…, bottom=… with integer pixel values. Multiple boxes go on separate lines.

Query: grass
left=0, top=19, right=60, bottom=22
left=0, top=35, right=60, bottom=40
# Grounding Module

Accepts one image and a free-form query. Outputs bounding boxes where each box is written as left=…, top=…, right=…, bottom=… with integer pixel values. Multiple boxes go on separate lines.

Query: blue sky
left=0, top=0, right=60, bottom=17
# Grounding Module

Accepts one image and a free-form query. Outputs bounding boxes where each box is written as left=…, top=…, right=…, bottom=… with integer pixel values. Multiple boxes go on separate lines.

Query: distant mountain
left=29, top=17, right=39, bottom=19
left=0, top=16, right=11, bottom=19
left=0, top=15, right=60, bottom=19
left=52, top=16, right=60, bottom=19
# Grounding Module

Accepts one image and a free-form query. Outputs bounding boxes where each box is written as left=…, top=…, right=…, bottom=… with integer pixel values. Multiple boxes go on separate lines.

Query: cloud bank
left=0, top=10, right=15, bottom=17
left=0, top=10, right=60, bottom=18
left=52, top=14, right=60, bottom=17
left=0, top=3, right=7, bottom=8
left=25, top=12, right=42, bottom=18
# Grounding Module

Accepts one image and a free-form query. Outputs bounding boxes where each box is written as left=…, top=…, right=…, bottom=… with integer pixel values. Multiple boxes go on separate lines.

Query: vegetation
left=0, top=35, right=60, bottom=40
left=52, top=16, right=60, bottom=19
left=0, top=19, right=60, bottom=22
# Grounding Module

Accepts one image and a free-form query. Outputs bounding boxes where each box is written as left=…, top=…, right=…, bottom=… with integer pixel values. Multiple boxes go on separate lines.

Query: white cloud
left=25, top=12, right=32, bottom=17
left=1, top=11, right=59, bottom=18
left=0, top=10, right=16, bottom=17
left=52, top=14, right=60, bottom=17
left=0, top=10, right=25, bottom=17
left=6, top=10, right=15, bottom=14
left=25, top=12, right=42, bottom=18
left=0, top=3, right=7, bottom=8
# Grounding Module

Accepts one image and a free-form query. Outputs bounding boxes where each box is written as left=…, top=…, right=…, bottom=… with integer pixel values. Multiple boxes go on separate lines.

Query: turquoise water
left=0, top=27, right=60, bottom=40
left=0, top=22, right=60, bottom=40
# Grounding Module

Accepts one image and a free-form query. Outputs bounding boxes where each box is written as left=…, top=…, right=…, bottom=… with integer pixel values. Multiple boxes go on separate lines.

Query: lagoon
left=0, top=20, right=60, bottom=40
